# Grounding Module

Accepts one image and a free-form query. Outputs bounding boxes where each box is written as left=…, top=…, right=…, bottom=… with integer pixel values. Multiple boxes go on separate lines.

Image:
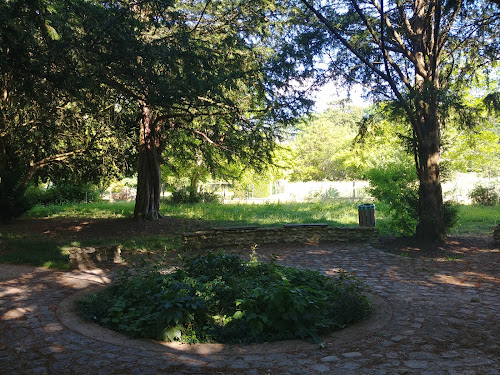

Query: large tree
left=0, top=0, right=136, bottom=221
left=87, top=0, right=307, bottom=220
left=286, top=0, right=500, bottom=241
left=1, top=0, right=308, bottom=221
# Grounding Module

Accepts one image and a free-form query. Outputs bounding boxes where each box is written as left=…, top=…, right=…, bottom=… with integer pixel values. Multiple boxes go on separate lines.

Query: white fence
left=224, top=173, right=500, bottom=204
left=272, top=180, right=371, bottom=201
left=104, top=173, right=500, bottom=204
left=442, top=172, right=500, bottom=203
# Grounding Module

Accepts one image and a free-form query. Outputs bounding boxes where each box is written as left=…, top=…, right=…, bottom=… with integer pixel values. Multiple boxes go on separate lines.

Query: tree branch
left=23, top=149, right=86, bottom=187
left=352, top=0, right=413, bottom=89
left=299, top=0, right=390, bottom=82
left=173, top=123, right=229, bottom=150
left=370, top=0, right=428, bottom=79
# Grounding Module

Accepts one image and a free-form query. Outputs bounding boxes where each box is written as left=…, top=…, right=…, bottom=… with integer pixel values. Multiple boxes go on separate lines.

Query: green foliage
left=290, top=105, right=365, bottom=181
left=78, top=253, right=371, bottom=343
left=231, top=174, right=273, bottom=199
left=469, top=185, right=499, bottom=206
left=367, top=164, right=419, bottom=236
left=443, top=201, right=460, bottom=232
left=322, top=187, right=340, bottom=199
left=441, top=125, right=500, bottom=177
left=24, top=183, right=101, bottom=207
left=0, top=0, right=137, bottom=222
left=367, top=164, right=460, bottom=236
left=167, top=189, right=220, bottom=204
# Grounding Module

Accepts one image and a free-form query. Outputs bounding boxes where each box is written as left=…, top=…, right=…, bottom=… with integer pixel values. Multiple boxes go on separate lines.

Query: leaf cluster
left=78, top=252, right=371, bottom=344
left=366, top=163, right=419, bottom=236
left=469, top=185, right=499, bottom=206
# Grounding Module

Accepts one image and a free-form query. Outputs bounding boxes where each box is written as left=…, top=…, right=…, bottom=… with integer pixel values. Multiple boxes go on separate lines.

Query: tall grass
left=23, top=200, right=367, bottom=226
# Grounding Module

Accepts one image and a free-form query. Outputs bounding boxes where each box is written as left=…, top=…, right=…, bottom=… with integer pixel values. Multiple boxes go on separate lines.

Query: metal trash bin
left=358, top=203, right=376, bottom=227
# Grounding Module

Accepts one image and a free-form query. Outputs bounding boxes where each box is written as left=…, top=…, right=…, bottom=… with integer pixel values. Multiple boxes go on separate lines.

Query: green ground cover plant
left=77, top=252, right=372, bottom=344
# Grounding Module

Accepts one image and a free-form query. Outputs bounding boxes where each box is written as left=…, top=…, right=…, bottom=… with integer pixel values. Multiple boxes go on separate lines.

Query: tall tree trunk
left=414, top=101, right=445, bottom=242
left=411, top=0, right=445, bottom=242
left=134, top=104, right=163, bottom=220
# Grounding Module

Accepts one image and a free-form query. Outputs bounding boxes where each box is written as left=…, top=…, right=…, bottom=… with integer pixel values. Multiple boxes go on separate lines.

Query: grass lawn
left=0, top=200, right=497, bottom=269
left=450, top=204, right=500, bottom=235
left=24, top=200, right=367, bottom=226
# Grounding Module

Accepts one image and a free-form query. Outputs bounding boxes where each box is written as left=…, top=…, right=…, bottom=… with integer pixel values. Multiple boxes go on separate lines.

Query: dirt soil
left=2, top=217, right=497, bottom=259
left=1, top=217, right=212, bottom=240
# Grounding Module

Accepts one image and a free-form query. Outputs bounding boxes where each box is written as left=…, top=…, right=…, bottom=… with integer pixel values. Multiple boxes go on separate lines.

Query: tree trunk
left=411, top=0, right=445, bottom=242
left=414, top=98, right=445, bottom=242
left=134, top=104, right=163, bottom=220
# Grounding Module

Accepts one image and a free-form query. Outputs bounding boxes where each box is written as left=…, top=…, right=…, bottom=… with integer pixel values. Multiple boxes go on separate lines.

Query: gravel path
left=1, top=244, right=499, bottom=374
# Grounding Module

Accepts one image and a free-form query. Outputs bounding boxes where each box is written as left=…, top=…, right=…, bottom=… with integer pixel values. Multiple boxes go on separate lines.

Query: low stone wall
left=183, top=224, right=378, bottom=250
left=68, top=245, right=122, bottom=270
left=494, top=226, right=500, bottom=247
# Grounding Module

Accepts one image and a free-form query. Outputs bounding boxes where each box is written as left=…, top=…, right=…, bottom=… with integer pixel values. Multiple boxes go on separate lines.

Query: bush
left=366, top=164, right=419, bottom=236
left=24, top=182, right=101, bottom=206
left=367, top=165, right=460, bottom=235
left=167, top=188, right=220, bottom=204
left=443, top=201, right=460, bottom=231
left=469, top=185, right=499, bottom=206
left=323, top=187, right=340, bottom=199
left=78, top=253, right=371, bottom=344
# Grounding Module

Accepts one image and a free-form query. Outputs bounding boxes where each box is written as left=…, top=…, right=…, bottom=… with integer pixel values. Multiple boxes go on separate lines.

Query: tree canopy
left=290, top=104, right=364, bottom=181
left=0, top=0, right=310, bottom=221
left=283, top=0, right=500, bottom=241
left=0, top=0, right=138, bottom=220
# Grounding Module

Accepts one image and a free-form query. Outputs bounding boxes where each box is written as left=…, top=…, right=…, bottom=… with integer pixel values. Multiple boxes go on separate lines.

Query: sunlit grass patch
left=449, top=205, right=500, bottom=235
left=159, top=201, right=366, bottom=227
left=24, top=201, right=135, bottom=219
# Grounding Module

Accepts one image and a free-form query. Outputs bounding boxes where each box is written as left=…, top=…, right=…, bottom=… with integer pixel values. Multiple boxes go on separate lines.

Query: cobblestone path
left=1, top=244, right=498, bottom=375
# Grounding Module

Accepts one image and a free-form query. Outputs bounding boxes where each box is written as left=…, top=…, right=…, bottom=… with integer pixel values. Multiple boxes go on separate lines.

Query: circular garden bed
left=78, top=252, right=371, bottom=344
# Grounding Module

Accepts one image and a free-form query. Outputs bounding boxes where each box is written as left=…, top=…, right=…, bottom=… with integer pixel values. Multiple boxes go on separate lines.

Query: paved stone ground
left=1, top=244, right=499, bottom=375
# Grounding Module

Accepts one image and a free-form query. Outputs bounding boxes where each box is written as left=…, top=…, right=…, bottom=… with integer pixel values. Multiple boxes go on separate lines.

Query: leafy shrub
left=366, top=164, right=419, bottom=236
left=469, top=185, right=499, bottom=206
left=443, top=201, right=460, bottom=231
left=24, top=182, right=101, bottom=206
left=323, top=187, right=340, bottom=198
left=167, top=188, right=220, bottom=204
left=78, top=253, right=371, bottom=344
left=367, top=165, right=459, bottom=235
